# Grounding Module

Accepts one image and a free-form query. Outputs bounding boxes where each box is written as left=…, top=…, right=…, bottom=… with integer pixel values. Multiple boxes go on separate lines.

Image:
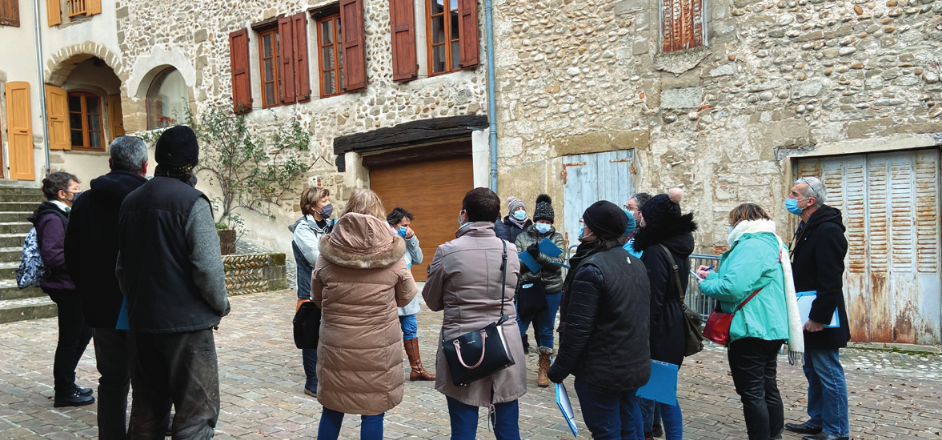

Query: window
left=425, top=0, right=479, bottom=76
left=660, top=0, right=706, bottom=53
left=258, top=27, right=282, bottom=108
left=0, top=0, right=19, bottom=27
left=317, top=15, right=344, bottom=97
left=66, top=0, right=100, bottom=18
left=68, top=92, right=104, bottom=150
left=147, top=68, right=189, bottom=129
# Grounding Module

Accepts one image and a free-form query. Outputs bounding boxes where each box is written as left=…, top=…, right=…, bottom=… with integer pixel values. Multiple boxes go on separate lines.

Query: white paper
left=796, top=291, right=839, bottom=328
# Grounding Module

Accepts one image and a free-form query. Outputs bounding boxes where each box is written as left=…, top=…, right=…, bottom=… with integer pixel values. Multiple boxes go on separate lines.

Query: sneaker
left=304, top=387, right=317, bottom=398
left=73, top=384, right=93, bottom=397
left=54, top=389, right=95, bottom=408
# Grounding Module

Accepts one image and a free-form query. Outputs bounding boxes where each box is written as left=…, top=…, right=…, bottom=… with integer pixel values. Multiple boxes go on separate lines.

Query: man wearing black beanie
left=548, top=200, right=651, bottom=438
left=116, top=125, right=229, bottom=438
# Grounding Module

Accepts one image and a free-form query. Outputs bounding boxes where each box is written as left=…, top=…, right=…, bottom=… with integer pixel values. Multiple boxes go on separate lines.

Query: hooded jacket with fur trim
left=312, top=212, right=417, bottom=415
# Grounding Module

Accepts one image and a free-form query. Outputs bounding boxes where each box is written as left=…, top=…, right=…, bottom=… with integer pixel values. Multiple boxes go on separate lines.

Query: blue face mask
left=534, top=223, right=552, bottom=234
left=398, top=227, right=408, bottom=238
left=578, top=224, right=585, bottom=239
left=785, top=198, right=804, bottom=215
left=513, top=210, right=527, bottom=220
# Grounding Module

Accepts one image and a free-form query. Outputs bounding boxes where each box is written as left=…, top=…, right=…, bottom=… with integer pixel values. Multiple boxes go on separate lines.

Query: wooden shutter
left=278, top=16, right=297, bottom=105
left=292, top=12, right=311, bottom=102
left=0, top=0, right=20, bottom=26
left=46, top=0, right=60, bottom=26
left=45, top=85, right=70, bottom=151
left=457, top=0, right=480, bottom=69
left=107, top=94, right=125, bottom=143
left=86, top=0, right=101, bottom=16
left=390, top=0, right=417, bottom=82
left=341, top=0, right=368, bottom=92
left=229, top=29, right=253, bottom=114
left=5, top=82, right=36, bottom=181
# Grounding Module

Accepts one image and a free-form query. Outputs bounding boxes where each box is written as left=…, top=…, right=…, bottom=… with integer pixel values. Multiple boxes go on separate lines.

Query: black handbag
left=293, top=301, right=321, bottom=350
left=442, top=240, right=516, bottom=386
left=515, top=277, right=547, bottom=317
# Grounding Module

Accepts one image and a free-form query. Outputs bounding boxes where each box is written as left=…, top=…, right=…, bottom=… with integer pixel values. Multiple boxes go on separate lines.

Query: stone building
left=490, top=0, right=942, bottom=345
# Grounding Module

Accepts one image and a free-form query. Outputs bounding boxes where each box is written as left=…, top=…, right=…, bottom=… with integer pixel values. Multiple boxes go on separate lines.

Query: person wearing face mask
left=782, top=177, right=850, bottom=440
left=547, top=200, right=651, bottom=439
left=289, top=186, right=335, bottom=397
left=30, top=171, right=94, bottom=408
left=386, top=207, right=435, bottom=381
left=502, top=196, right=532, bottom=245
left=513, top=194, right=566, bottom=388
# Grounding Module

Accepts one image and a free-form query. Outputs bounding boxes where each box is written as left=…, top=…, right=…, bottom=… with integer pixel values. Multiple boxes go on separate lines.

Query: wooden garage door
left=796, top=149, right=941, bottom=344
left=370, top=156, right=474, bottom=282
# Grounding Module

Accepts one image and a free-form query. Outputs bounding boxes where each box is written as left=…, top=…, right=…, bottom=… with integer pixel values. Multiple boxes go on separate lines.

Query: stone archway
left=44, top=42, right=126, bottom=86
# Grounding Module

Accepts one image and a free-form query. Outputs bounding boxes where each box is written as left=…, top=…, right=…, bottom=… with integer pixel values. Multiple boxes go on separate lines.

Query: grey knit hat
left=507, top=196, right=526, bottom=214
left=532, top=194, right=554, bottom=223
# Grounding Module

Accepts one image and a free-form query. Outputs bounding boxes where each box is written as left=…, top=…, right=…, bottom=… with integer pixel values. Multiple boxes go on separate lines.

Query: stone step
left=0, top=279, right=44, bottom=300
left=0, top=222, right=32, bottom=234
left=0, top=212, right=32, bottom=223
left=0, top=246, right=22, bottom=263
left=0, top=194, right=45, bottom=203
left=0, top=296, right=57, bottom=324
left=0, top=261, right=18, bottom=279
left=0, top=202, right=40, bottom=212
left=0, top=187, right=43, bottom=195
left=0, top=233, right=28, bottom=248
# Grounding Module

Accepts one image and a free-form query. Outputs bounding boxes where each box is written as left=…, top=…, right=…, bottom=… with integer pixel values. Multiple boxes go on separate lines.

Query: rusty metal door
left=796, top=149, right=941, bottom=344
left=562, top=150, right=635, bottom=249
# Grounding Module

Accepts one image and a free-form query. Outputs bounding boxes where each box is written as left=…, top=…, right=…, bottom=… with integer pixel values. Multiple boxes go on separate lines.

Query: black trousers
left=93, top=328, right=132, bottom=440
left=46, top=290, right=93, bottom=396
left=728, top=337, right=785, bottom=440
left=128, top=329, right=220, bottom=440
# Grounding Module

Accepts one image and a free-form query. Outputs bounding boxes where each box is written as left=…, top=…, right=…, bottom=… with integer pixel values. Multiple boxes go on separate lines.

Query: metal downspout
left=484, top=0, right=498, bottom=192
left=33, top=0, right=51, bottom=174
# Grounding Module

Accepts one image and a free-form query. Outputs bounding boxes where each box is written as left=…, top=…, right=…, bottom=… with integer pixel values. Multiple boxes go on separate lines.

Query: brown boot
left=404, top=338, right=435, bottom=381
left=537, top=347, right=552, bottom=387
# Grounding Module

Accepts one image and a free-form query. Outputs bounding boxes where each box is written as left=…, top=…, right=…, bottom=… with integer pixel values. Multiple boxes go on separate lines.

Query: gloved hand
left=547, top=364, right=567, bottom=384
left=527, top=242, right=540, bottom=257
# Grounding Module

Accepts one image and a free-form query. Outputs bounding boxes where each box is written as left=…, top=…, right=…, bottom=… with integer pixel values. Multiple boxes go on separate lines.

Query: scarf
left=507, top=215, right=528, bottom=230
left=728, top=220, right=804, bottom=365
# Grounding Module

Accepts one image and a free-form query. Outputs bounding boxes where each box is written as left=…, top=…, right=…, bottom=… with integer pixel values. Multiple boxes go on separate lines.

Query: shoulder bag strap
left=736, top=288, right=762, bottom=312
left=498, top=239, right=508, bottom=324
left=657, top=243, right=686, bottom=302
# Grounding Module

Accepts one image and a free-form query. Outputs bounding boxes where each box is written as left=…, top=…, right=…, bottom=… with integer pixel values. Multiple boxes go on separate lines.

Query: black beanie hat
left=583, top=200, right=628, bottom=240
left=640, top=190, right=684, bottom=226
left=532, top=194, right=555, bottom=223
left=155, top=125, right=200, bottom=172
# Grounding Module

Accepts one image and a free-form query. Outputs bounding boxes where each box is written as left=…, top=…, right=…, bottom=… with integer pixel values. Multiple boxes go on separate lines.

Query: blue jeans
left=399, top=314, right=418, bottom=340
left=640, top=399, right=661, bottom=434
left=317, top=407, right=384, bottom=440
left=293, top=241, right=318, bottom=392
left=803, top=348, right=849, bottom=437
left=446, top=396, right=520, bottom=440
left=516, top=290, right=562, bottom=349
left=302, top=349, right=317, bottom=392
left=638, top=398, right=683, bottom=440
left=574, top=376, right=644, bottom=440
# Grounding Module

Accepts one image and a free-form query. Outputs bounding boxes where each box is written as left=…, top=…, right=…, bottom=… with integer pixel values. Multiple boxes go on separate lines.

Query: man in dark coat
left=30, top=171, right=94, bottom=408
left=65, top=136, right=150, bottom=438
left=784, top=177, right=850, bottom=440
left=547, top=200, right=651, bottom=439
left=116, top=125, right=229, bottom=439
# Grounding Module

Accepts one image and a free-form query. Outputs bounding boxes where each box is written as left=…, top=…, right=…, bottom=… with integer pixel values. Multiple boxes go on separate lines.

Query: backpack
left=15, top=227, right=46, bottom=289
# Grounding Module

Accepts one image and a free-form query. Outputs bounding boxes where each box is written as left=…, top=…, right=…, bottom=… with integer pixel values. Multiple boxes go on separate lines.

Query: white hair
left=795, top=177, right=826, bottom=207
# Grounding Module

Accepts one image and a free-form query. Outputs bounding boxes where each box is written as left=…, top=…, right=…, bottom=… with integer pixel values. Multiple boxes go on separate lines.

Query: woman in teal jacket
left=697, top=203, right=803, bottom=440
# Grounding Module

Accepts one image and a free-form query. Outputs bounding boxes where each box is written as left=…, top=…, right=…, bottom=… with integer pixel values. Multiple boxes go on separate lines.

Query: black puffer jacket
left=633, top=214, right=697, bottom=367
left=791, top=205, right=850, bottom=350
left=502, top=216, right=532, bottom=245
left=547, top=240, right=651, bottom=390
left=514, top=225, right=565, bottom=293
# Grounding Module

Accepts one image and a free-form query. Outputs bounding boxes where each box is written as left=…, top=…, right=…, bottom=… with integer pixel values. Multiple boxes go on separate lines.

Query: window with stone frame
left=316, top=14, right=345, bottom=97
left=660, top=0, right=707, bottom=53
left=425, top=0, right=479, bottom=76
left=68, top=92, right=105, bottom=150
left=146, top=68, right=188, bottom=129
left=257, top=26, right=283, bottom=108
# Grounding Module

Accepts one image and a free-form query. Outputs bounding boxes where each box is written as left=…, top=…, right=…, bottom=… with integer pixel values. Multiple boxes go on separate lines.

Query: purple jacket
left=28, top=202, right=74, bottom=292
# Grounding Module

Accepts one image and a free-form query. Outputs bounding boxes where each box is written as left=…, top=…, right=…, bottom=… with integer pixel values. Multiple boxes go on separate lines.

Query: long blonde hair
left=340, top=188, right=387, bottom=220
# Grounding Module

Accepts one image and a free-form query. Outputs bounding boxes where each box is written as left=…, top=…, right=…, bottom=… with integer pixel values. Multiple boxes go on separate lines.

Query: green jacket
left=514, top=225, right=565, bottom=293
left=699, top=232, right=789, bottom=344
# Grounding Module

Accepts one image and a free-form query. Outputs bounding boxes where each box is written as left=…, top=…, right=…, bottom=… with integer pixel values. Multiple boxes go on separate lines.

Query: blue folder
left=636, top=360, right=679, bottom=406
left=116, top=297, right=129, bottom=330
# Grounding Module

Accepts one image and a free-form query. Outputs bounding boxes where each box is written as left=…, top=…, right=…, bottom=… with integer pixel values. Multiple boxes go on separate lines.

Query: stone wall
left=492, top=0, right=942, bottom=252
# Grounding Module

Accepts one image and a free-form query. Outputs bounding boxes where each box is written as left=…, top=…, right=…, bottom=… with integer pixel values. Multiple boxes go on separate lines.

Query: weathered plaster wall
left=493, top=0, right=942, bottom=252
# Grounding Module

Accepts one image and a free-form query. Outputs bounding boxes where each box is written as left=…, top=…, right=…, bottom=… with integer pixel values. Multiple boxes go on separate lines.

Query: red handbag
left=702, top=288, right=762, bottom=346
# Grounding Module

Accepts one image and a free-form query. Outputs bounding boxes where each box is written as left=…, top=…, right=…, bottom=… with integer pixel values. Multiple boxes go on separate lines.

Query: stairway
left=0, top=187, right=57, bottom=324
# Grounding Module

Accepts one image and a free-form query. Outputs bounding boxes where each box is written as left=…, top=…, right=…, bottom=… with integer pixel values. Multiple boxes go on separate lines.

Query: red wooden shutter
left=389, top=0, right=417, bottom=82
left=0, top=0, right=20, bottom=27
left=229, top=29, right=253, bottom=114
left=292, top=12, right=311, bottom=102
left=278, top=16, right=297, bottom=105
left=341, top=0, right=368, bottom=92
left=457, top=0, right=480, bottom=69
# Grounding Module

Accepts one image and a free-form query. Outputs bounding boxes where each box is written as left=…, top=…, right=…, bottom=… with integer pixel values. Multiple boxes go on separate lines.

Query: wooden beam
left=361, top=140, right=471, bottom=168
left=333, top=115, right=487, bottom=155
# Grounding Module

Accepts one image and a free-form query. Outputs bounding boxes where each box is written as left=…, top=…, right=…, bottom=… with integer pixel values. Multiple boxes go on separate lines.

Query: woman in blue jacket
left=697, top=203, right=803, bottom=440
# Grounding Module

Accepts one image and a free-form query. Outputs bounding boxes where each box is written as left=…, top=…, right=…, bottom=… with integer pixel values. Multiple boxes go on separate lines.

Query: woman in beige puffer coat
left=312, top=189, right=417, bottom=440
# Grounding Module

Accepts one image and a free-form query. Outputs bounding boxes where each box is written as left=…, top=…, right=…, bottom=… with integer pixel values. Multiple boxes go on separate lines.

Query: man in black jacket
left=783, top=177, right=850, bottom=440
left=547, top=201, right=651, bottom=439
left=116, top=126, right=229, bottom=439
left=66, top=136, right=149, bottom=438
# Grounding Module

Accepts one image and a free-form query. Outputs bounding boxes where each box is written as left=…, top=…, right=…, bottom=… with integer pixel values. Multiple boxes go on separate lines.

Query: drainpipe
left=33, top=0, right=51, bottom=174
left=484, top=0, right=498, bottom=192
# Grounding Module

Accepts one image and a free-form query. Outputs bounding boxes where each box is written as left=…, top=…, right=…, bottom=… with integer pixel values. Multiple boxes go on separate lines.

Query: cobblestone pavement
left=1, top=289, right=940, bottom=439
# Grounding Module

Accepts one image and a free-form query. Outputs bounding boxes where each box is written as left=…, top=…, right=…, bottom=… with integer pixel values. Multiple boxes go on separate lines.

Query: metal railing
left=684, top=253, right=722, bottom=322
